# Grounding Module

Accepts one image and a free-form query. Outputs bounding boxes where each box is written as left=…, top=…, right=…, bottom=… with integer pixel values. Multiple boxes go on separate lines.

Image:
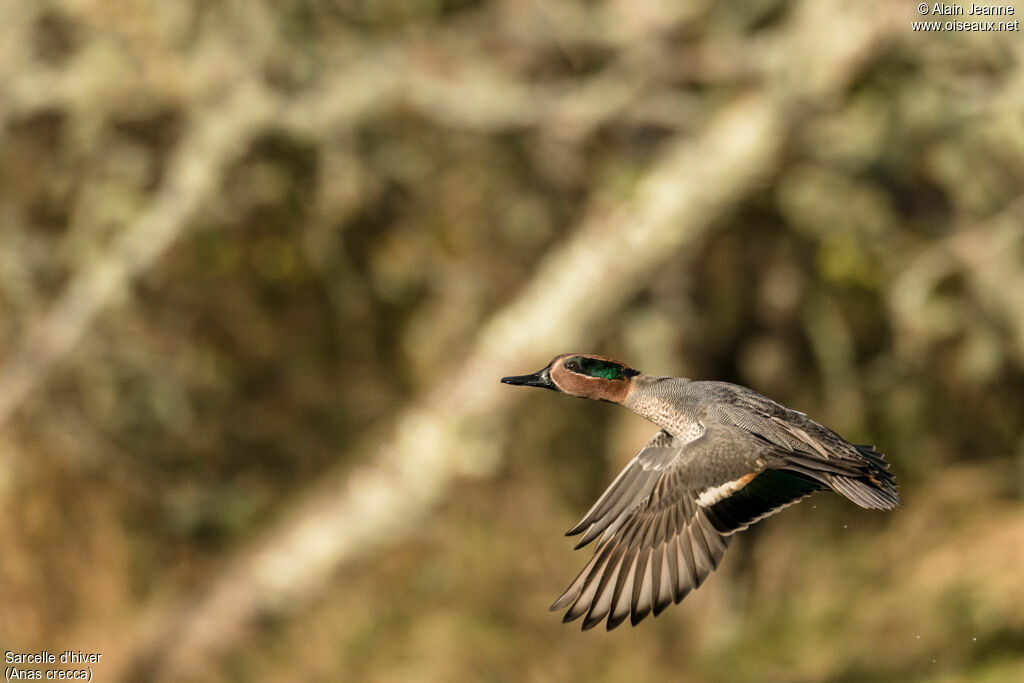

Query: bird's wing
left=552, top=425, right=822, bottom=630
left=702, top=387, right=900, bottom=509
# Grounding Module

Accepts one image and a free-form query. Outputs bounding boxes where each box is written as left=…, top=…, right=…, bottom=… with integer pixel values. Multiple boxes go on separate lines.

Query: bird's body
left=501, top=353, right=900, bottom=631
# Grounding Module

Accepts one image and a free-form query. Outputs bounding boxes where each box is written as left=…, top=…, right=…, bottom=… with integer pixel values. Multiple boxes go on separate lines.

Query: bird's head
left=501, top=353, right=640, bottom=403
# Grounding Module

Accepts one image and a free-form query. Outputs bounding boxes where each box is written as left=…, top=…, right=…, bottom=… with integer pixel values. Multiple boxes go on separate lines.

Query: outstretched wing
left=552, top=426, right=822, bottom=630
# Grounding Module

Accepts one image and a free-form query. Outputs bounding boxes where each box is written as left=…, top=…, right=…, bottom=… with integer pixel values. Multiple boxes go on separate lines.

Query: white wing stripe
left=696, top=472, right=756, bottom=507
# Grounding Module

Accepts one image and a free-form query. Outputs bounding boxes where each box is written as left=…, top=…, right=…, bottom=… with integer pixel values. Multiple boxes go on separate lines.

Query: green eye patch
left=566, top=356, right=636, bottom=380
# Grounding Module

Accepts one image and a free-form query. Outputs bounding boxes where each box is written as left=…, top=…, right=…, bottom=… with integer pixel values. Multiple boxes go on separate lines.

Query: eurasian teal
left=502, top=353, right=900, bottom=630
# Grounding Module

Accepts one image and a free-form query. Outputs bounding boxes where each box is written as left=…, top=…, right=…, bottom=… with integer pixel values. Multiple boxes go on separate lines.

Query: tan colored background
left=1, top=1, right=1023, bottom=680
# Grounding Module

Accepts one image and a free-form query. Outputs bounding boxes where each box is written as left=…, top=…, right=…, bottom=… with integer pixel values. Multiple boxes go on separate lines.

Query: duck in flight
left=501, top=353, right=900, bottom=631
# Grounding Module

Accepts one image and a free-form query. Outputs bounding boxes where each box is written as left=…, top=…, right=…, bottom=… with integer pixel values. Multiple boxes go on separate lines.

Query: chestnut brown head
left=501, top=354, right=641, bottom=404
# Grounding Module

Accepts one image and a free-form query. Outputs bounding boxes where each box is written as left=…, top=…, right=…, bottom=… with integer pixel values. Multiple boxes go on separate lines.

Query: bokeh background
left=2, top=0, right=1023, bottom=681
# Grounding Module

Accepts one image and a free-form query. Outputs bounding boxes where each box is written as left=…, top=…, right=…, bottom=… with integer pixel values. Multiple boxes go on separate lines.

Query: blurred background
left=2, top=0, right=1023, bottom=681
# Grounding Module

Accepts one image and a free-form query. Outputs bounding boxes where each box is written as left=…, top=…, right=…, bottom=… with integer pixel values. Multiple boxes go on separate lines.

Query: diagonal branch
left=0, top=83, right=275, bottom=432
left=116, top=1, right=903, bottom=676
left=119, top=94, right=786, bottom=682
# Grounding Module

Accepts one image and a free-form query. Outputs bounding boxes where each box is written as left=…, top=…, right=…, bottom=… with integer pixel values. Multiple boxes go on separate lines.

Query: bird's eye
left=565, top=360, right=580, bottom=372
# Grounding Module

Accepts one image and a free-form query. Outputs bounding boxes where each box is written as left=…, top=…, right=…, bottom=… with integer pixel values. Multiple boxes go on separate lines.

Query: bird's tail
left=781, top=445, right=901, bottom=510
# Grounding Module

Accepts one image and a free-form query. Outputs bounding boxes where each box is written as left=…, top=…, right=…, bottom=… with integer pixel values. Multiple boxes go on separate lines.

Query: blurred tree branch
left=105, top=2, right=903, bottom=679
left=14, top=0, right=1024, bottom=679
left=891, top=196, right=1024, bottom=367
left=0, top=83, right=276, bottom=513
left=122, top=97, right=783, bottom=682
left=0, top=84, right=274, bottom=429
